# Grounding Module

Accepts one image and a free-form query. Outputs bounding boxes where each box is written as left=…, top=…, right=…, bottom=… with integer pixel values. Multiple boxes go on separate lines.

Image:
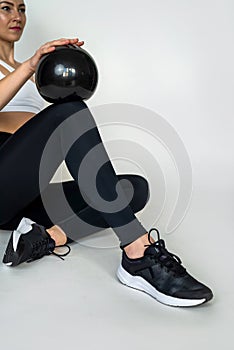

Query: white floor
left=0, top=182, right=233, bottom=350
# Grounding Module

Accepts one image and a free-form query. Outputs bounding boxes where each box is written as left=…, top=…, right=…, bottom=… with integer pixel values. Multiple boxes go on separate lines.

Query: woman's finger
left=45, top=38, right=77, bottom=46
left=28, top=37, right=85, bottom=71
left=77, top=41, right=85, bottom=46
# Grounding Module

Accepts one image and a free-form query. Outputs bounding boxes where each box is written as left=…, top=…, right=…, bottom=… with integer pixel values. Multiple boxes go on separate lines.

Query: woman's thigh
left=0, top=180, right=86, bottom=230
left=0, top=174, right=149, bottom=231
left=0, top=100, right=88, bottom=224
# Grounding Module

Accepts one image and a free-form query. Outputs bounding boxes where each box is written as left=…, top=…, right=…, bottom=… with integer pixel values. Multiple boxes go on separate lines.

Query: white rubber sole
left=117, top=264, right=206, bottom=307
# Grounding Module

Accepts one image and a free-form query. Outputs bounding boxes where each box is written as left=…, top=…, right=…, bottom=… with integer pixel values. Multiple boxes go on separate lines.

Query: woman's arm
left=0, top=38, right=84, bottom=111
left=0, top=61, right=35, bottom=110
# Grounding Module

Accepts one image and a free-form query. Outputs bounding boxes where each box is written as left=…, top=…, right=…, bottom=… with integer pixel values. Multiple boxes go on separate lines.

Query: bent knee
left=132, top=175, right=150, bottom=211
left=119, top=174, right=150, bottom=213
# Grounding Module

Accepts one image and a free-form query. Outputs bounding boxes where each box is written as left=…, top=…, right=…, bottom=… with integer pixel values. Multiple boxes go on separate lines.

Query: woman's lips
left=9, top=27, right=21, bottom=31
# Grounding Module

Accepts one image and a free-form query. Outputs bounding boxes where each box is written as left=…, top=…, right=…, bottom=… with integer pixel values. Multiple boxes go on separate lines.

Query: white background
left=1, top=0, right=233, bottom=349
left=16, top=0, right=234, bottom=229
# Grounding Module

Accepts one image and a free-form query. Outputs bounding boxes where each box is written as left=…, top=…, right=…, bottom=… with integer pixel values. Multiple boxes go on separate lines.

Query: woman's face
left=0, top=0, right=26, bottom=43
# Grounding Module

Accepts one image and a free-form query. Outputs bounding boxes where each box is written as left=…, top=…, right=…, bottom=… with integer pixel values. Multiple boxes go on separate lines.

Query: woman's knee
left=132, top=175, right=150, bottom=210
left=118, top=174, right=150, bottom=213
left=40, top=100, right=88, bottom=124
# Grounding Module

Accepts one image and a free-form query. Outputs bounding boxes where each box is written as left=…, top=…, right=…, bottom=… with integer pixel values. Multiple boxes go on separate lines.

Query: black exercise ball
left=35, top=44, right=98, bottom=103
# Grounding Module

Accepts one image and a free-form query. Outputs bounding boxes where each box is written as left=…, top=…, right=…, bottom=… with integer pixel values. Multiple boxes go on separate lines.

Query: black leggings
left=0, top=101, right=149, bottom=247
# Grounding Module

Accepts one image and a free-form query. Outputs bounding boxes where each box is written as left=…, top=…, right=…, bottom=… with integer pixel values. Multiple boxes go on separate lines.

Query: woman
left=0, top=0, right=213, bottom=307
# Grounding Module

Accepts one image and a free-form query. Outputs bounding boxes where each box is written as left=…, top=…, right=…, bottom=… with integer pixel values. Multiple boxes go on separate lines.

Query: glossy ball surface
left=35, top=45, right=98, bottom=103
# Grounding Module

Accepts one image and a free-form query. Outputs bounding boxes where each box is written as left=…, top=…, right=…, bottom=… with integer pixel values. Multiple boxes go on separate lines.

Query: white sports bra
left=0, top=59, right=45, bottom=114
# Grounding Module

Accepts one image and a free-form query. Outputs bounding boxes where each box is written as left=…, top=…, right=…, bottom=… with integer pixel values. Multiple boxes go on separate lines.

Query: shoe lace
left=144, top=228, right=186, bottom=275
left=28, top=236, right=71, bottom=263
left=52, top=245, right=71, bottom=260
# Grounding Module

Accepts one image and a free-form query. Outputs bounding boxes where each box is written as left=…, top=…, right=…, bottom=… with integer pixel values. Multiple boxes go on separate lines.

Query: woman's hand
left=27, top=38, right=84, bottom=73
left=0, top=37, right=84, bottom=111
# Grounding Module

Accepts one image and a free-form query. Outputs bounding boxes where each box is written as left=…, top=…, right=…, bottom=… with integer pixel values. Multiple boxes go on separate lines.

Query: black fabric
left=0, top=175, right=149, bottom=233
left=0, top=131, right=12, bottom=148
left=0, top=101, right=149, bottom=246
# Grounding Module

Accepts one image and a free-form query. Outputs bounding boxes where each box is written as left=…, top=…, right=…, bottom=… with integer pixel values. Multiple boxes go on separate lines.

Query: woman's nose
left=11, top=10, right=22, bottom=22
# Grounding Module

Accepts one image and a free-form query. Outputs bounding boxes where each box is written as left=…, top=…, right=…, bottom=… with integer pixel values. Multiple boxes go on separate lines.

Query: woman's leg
left=0, top=175, right=149, bottom=242
left=0, top=100, right=147, bottom=247
left=0, top=104, right=213, bottom=306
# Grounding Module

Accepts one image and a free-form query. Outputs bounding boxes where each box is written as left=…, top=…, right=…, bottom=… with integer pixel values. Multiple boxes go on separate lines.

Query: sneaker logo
left=13, top=217, right=35, bottom=252
left=17, top=217, right=35, bottom=234
left=13, top=230, right=23, bottom=252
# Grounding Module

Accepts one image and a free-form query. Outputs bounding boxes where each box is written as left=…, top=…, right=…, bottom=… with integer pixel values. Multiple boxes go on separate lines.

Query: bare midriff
left=0, top=111, right=36, bottom=134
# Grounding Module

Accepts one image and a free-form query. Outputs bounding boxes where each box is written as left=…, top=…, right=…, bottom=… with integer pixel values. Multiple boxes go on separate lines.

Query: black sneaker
left=117, top=228, right=213, bottom=307
left=2, top=217, right=71, bottom=267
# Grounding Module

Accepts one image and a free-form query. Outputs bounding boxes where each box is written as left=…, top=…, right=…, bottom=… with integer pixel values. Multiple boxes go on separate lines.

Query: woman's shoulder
left=0, top=59, right=21, bottom=71
left=0, top=60, right=35, bottom=83
left=0, top=59, right=14, bottom=74
left=0, top=60, right=23, bottom=80
left=0, top=62, right=8, bottom=77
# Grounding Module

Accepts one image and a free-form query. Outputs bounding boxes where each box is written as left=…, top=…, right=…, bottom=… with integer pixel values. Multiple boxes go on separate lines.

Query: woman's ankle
left=46, top=225, right=67, bottom=246
left=123, top=233, right=155, bottom=259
